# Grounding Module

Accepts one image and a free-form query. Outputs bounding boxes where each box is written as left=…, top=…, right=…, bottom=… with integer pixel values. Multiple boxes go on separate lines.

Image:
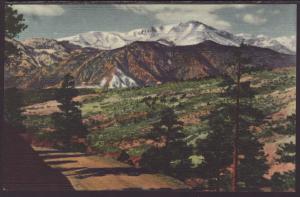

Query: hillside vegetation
left=21, top=66, right=295, bottom=190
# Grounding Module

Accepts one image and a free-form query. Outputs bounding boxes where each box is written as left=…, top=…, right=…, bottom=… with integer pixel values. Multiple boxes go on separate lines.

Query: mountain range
left=5, top=21, right=296, bottom=89
left=58, top=21, right=296, bottom=55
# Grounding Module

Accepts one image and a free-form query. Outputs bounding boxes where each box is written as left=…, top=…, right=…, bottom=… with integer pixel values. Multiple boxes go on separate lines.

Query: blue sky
left=11, top=4, right=297, bottom=40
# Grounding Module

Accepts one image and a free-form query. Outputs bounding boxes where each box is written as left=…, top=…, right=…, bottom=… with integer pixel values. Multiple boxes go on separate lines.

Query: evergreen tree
left=231, top=45, right=268, bottom=191
left=196, top=103, right=234, bottom=191
left=236, top=82, right=269, bottom=191
left=51, top=74, right=87, bottom=150
left=195, top=75, right=236, bottom=191
left=5, top=5, right=28, bottom=57
left=4, top=87, right=25, bottom=130
left=5, top=5, right=27, bottom=39
left=271, top=114, right=295, bottom=191
left=271, top=170, right=295, bottom=192
left=196, top=47, right=269, bottom=191
left=4, top=6, right=27, bottom=128
left=140, top=107, right=192, bottom=180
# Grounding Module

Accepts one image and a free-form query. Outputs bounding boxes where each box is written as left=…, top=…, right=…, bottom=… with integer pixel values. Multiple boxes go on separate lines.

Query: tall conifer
left=52, top=74, right=87, bottom=150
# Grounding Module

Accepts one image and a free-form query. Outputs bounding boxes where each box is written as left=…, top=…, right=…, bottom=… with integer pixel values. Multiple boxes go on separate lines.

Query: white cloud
left=113, top=4, right=251, bottom=30
left=231, top=5, right=250, bottom=9
left=12, top=5, right=64, bottom=16
left=272, top=9, right=280, bottom=15
left=256, top=9, right=265, bottom=14
left=242, top=14, right=267, bottom=25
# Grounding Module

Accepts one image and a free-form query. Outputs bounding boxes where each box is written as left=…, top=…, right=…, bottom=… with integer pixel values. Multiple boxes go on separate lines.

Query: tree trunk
left=232, top=55, right=241, bottom=192
left=216, top=174, right=220, bottom=192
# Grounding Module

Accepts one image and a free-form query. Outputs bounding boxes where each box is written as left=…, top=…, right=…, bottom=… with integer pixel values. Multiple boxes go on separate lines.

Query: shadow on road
left=55, top=167, right=87, bottom=172
left=40, top=153, right=88, bottom=160
left=46, top=160, right=78, bottom=165
left=72, top=167, right=154, bottom=179
left=34, top=150, right=61, bottom=154
left=0, top=123, right=74, bottom=191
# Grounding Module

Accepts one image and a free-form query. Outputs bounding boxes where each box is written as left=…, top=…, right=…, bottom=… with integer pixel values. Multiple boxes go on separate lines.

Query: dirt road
left=33, top=146, right=188, bottom=191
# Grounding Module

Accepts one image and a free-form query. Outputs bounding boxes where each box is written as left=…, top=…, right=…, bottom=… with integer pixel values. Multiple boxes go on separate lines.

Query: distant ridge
left=5, top=37, right=296, bottom=89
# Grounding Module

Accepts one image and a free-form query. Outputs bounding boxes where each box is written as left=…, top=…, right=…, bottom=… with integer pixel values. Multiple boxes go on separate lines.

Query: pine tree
left=140, top=107, right=192, bottom=180
left=230, top=44, right=268, bottom=191
left=196, top=44, right=269, bottom=191
left=51, top=74, right=87, bottom=150
left=271, top=114, right=295, bottom=191
left=4, top=88, right=25, bottom=130
left=196, top=103, right=234, bottom=191
left=5, top=5, right=27, bottom=39
left=195, top=75, right=236, bottom=191
left=236, top=82, right=269, bottom=191
left=4, top=6, right=27, bottom=128
left=5, top=5, right=28, bottom=57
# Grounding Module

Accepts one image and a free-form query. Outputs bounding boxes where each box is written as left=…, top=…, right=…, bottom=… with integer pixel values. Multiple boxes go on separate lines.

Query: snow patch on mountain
left=100, top=77, right=108, bottom=87
left=109, top=68, right=138, bottom=89
left=75, top=69, right=137, bottom=89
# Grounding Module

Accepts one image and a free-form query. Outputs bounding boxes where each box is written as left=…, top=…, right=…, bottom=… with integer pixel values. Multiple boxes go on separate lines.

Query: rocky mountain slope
left=5, top=36, right=295, bottom=89
left=5, top=37, right=85, bottom=88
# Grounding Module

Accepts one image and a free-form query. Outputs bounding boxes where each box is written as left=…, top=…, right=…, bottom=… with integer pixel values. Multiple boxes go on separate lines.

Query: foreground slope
left=21, top=66, right=295, bottom=190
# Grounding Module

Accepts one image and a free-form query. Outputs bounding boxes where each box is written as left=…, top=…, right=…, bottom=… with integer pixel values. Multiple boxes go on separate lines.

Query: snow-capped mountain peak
left=275, top=35, right=296, bottom=52
left=235, top=33, right=295, bottom=54
left=57, top=21, right=295, bottom=54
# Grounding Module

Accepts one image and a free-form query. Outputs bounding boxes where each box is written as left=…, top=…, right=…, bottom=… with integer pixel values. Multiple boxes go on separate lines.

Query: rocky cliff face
left=5, top=38, right=296, bottom=89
